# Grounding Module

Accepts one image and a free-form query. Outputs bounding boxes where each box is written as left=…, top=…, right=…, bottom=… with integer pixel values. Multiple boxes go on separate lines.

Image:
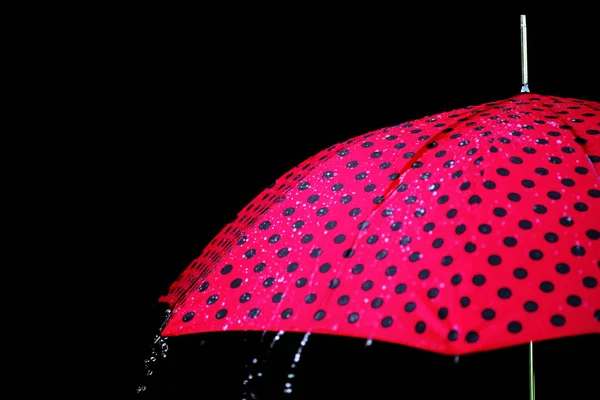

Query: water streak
left=135, top=309, right=171, bottom=395
left=283, top=332, right=311, bottom=394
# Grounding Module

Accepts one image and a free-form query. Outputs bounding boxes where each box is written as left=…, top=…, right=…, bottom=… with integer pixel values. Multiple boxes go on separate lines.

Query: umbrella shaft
left=521, top=15, right=529, bottom=92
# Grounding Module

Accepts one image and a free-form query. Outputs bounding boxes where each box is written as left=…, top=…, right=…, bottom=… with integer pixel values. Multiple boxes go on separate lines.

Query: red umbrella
left=157, top=91, right=599, bottom=355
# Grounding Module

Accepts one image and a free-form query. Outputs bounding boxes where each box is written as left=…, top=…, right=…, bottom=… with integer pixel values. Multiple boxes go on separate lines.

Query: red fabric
left=159, top=94, right=600, bottom=355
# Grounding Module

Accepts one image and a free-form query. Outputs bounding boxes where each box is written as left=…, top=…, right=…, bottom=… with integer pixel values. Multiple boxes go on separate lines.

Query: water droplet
left=365, top=338, right=373, bottom=347
left=270, top=330, right=285, bottom=349
left=453, top=355, right=460, bottom=364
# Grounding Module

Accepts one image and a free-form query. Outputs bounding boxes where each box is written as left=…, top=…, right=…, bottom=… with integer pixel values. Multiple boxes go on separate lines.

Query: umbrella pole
left=520, top=15, right=530, bottom=93
left=529, top=340, right=535, bottom=400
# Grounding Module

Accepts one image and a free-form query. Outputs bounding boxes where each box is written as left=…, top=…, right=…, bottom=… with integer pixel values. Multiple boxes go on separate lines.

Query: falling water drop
left=364, top=338, right=373, bottom=347
left=283, top=332, right=311, bottom=394
left=454, top=355, right=460, bottom=364
left=270, top=330, right=285, bottom=349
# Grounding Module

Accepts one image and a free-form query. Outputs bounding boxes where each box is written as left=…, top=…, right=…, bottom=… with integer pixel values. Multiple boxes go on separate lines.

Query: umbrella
left=148, top=15, right=599, bottom=398
left=158, top=90, right=599, bottom=355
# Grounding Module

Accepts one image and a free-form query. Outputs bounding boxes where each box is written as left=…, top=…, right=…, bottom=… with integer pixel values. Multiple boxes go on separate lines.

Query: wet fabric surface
left=159, top=94, right=600, bottom=355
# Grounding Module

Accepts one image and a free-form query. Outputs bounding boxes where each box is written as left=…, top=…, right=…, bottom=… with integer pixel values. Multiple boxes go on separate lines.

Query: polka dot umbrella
left=154, top=20, right=599, bottom=390
left=157, top=91, right=600, bottom=356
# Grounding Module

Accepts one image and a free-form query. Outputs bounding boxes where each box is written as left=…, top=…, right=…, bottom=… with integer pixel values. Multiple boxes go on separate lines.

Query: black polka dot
left=385, top=266, right=397, bottom=276
left=456, top=224, right=467, bottom=234
left=498, top=288, right=512, bottom=299
left=333, top=234, right=346, bottom=244
left=522, top=179, right=535, bottom=188
left=362, top=280, right=373, bottom=290
left=483, top=181, right=496, bottom=189
left=451, top=274, right=462, bottom=285
left=540, top=281, right=555, bottom=292
left=448, top=330, right=458, bottom=341
left=347, top=313, right=360, bottom=323
left=415, top=321, right=426, bottom=334
left=550, top=315, right=566, bottom=327
left=478, top=224, right=492, bottom=234
left=571, top=246, right=586, bottom=256
left=508, top=193, right=521, bottom=202
left=310, top=248, right=322, bottom=258
left=371, top=298, right=384, bottom=308
left=504, top=237, right=517, bottom=247
left=409, top=252, right=422, bottom=262
left=216, top=309, right=227, bottom=319
left=343, top=249, right=355, bottom=258
left=325, top=221, right=337, bottom=230
left=438, top=307, right=448, bottom=320
left=432, top=238, right=444, bottom=248
left=381, top=317, right=393, bottom=327
left=497, top=167, right=509, bottom=176
left=524, top=301, right=538, bottom=312
left=494, top=208, right=507, bottom=217
left=482, top=309, right=495, bottom=320
left=508, top=321, right=522, bottom=333
left=529, top=250, right=544, bottom=260
left=405, top=302, right=416, bottom=312
left=298, top=182, right=310, bottom=190
left=519, top=220, right=533, bottom=230
left=555, top=263, right=570, bottom=274
left=395, top=283, right=407, bottom=294
left=460, top=297, right=470, bottom=307
left=199, top=282, right=210, bottom=292
left=447, top=209, right=458, bottom=218
left=583, top=277, right=598, bottom=288
left=466, top=331, right=479, bottom=343
left=376, top=250, right=388, bottom=260
left=428, top=288, right=440, bottom=298
left=586, top=229, right=600, bottom=240
left=567, top=295, right=581, bottom=307
left=207, top=295, right=219, bottom=305
left=337, top=295, right=349, bottom=305
left=264, top=277, right=275, bottom=287
left=301, top=234, right=314, bottom=243
left=349, top=207, right=360, bottom=216
left=549, top=156, right=562, bottom=164
left=367, top=235, right=379, bottom=245
left=488, top=255, right=502, bottom=266
left=182, top=312, right=195, bottom=322
left=341, top=195, right=353, bottom=205
left=314, top=310, right=326, bottom=320
left=230, top=278, right=242, bottom=288
left=560, top=216, right=574, bottom=227
left=535, top=167, right=549, bottom=176
left=418, top=269, right=430, bottom=279
left=514, top=268, right=528, bottom=279
left=328, top=278, right=341, bottom=289
left=295, top=278, right=307, bottom=288
left=352, top=264, right=364, bottom=274
left=221, top=264, right=233, bottom=274
left=472, top=274, right=486, bottom=286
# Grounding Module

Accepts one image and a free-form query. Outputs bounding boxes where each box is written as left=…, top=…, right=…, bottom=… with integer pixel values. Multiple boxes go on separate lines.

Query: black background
left=93, top=11, right=600, bottom=399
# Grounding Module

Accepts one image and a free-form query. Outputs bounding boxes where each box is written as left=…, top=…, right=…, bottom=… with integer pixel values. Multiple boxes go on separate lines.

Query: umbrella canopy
left=158, top=93, right=599, bottom=355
